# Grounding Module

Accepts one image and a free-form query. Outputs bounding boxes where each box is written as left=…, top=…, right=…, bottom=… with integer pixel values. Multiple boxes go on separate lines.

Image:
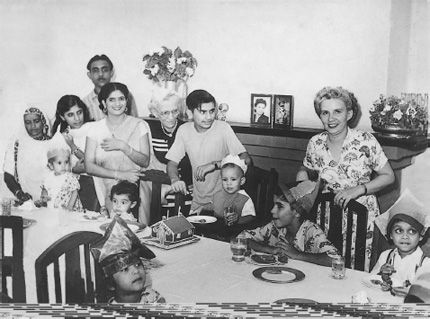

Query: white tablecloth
left=7, top=206, right=401, bottom=304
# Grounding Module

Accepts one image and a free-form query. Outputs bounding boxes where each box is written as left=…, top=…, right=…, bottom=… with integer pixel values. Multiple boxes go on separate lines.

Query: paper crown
left=221, top=155, right=248, bottom=174
left=47, top=148, right=70, bottom=160
left=375, top=189, right=430, bottom=237
left=280, top=180, right=320, bottom=215
left=90, top=216, right=155, bottom=277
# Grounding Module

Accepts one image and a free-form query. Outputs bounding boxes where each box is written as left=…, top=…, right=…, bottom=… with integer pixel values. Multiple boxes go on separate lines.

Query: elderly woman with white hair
left=147, top=88, right=192, bottom=186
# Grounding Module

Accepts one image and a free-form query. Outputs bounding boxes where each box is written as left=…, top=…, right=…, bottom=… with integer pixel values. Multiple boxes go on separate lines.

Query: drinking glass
left=332, top=256, right=345, bottom=279
left=1, top=198, right=12, bottom=216
left=224, top=206, right=238, bottom=226
left=230, top=236, right=247, bottom=262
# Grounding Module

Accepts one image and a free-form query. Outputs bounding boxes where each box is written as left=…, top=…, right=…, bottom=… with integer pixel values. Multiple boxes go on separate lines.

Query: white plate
left=186, top=215, right=217, bottom=224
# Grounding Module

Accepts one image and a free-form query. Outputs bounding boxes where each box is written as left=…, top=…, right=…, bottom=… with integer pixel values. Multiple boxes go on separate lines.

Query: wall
left=0, top=0, right=428, bottom=195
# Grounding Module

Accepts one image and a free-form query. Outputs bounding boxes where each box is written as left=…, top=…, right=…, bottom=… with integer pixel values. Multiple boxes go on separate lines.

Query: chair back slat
left=35, top=231, right=103, bottom=303
left=1, top=216, right=26, bottom=302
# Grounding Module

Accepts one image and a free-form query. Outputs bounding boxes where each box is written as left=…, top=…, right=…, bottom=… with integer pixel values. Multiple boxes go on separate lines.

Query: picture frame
left=272, top=95, right=293, bottom=129
left=250, top=94, right=272, bottom=127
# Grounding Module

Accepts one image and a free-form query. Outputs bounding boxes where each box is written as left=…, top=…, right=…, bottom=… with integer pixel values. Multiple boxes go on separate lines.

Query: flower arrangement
left=143, top=46, right=197, bottom=83
left=369, top=95, right=428, bottom=130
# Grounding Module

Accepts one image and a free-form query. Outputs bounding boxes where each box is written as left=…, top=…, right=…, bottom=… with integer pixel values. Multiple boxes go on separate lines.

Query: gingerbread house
left=151, top=215, right=195, bottom=243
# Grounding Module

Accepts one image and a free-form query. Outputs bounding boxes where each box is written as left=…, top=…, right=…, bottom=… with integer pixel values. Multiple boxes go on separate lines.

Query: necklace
left=161, top=121, right=177, bottom=137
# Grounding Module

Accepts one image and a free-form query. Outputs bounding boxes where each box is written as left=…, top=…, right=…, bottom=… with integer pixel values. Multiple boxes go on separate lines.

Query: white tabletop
left=6, top=206, right=402, bottom=304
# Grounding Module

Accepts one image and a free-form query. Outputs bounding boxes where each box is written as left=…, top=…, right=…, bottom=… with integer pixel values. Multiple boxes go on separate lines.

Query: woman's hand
left=62, top=132, right=75, bottom=148
left=194, top=163, right=215, bottom=182
left=72, top=158, right=86, bottom=174
left=101, top=136, right=125, bottom=152
left=118, top=170, right=140, bottom=183
left=334, top=185, right=364, bottom=209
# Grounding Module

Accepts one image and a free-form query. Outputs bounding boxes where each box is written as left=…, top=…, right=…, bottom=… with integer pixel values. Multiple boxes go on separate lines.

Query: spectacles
left=159, top=109, right=179, bottom=118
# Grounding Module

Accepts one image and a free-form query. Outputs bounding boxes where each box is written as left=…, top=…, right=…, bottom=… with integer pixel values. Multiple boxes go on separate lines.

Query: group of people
left=3, top=54, right=429, bottom=303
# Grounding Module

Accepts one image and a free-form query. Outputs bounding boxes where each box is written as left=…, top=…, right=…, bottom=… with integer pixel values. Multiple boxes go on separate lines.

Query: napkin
left=18, top=200, right=38, bottom=211
left=351, top=291, right=370, bottom=303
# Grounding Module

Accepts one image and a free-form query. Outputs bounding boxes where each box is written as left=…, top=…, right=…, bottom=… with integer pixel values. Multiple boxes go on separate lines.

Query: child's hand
left=225, top=212, right=239, bottom=226
left=274, top=240, right=300, bottom=259
left=120, top=170, right=140, bottom=183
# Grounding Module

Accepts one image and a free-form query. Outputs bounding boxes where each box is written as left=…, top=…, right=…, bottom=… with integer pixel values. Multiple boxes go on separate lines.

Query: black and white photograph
left=273, top=94, right=293, bottom=129
left=250, top=94, right=272, bottom=126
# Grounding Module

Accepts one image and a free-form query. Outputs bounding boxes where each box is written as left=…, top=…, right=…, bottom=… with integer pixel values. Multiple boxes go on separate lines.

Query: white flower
left=167, top=57, right=176, bottom=72
left=150, top=64, right=159, bottom=76
left=393, top=110, right=403, bottom=120
left=177, top=57, right=187, bottom=64
left=383, top=104, right=391, bottom=112
left=185, top=67, right=194, bottom=76
left=407, top=107, right=417, bottom=117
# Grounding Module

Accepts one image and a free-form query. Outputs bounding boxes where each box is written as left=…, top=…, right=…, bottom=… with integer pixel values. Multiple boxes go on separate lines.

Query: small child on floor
left=109, top=180, right=138, bottom=222
left=241, top=180, right=339, bottom=267
left=40, top=146, right=83, bottom=211
left=90, top=216, right=165, bottom=304
left=371, top=190, right=430, bottom=297
left=193, top=155, right=256, bottom=226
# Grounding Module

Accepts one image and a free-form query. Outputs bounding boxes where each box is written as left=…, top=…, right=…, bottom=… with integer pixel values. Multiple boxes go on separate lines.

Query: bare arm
left=237, top=215, right=255, bottom=224
left=66, top=189, right=79, bottom=211
left=167, top=160, right=188, bottom=194
left=239, top=152, right=252, bottom=166
left=296, top=166, right=310, bottom=181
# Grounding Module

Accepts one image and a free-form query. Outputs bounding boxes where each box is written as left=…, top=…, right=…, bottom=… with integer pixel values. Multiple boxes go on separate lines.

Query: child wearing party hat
left=90, top=216, right=165, bottom=303
left=241, top=180, right=339, bottom=267
left=40, top=134, right=83, bottom=211
left=371, top=190, right=430, bottom=297
left=192, top=154, right=256, bottom=226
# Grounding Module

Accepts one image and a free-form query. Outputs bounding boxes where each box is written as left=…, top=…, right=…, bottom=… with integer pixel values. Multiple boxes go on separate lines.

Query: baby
left=90, top=216, right=165, bottom=303
left=109, top=180, right=138, bottom=222
left=40, top=146, right=82, bottom=211
left=372, top=190, right=430, bottom=297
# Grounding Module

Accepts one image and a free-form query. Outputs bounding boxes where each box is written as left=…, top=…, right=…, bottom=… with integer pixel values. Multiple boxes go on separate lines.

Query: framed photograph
left=250, top=94, right=272, bottom=126
left=272, top=95, right=293, bottom=129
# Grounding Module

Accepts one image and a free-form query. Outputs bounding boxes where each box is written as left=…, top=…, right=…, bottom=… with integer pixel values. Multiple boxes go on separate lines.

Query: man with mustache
left=82, top=54, right=138, bottom=121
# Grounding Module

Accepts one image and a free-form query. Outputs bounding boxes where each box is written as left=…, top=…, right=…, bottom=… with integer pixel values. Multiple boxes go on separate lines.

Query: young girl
left=109, top=180, right=138, bottom=222
left=372, top=190, right=430, bottom=297
left=41, top=145, right=83, bottom=211
left=90, top=216, right=165, bottom=304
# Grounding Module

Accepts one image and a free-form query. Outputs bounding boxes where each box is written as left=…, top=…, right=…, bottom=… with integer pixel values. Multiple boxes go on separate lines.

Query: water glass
left=230, top=236, right=247, bottom=262
left=224, top=206, right=238, bottom=226
left=332, top=256, right=345, bottom=279
left=1, top=198, right=12, bottom=216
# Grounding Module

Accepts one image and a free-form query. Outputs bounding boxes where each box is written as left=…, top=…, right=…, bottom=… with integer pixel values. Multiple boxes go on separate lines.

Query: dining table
left=5, top=205, right=403, bottom=305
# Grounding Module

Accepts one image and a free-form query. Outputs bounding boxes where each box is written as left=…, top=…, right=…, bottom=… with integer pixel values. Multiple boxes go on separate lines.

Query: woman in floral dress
left=296, top=86, right=395, bottom=271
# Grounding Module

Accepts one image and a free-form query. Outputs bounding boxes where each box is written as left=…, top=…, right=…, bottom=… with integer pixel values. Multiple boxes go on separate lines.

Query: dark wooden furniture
left=78, top=175, right=101, bottom=212
left=35, top=231, right=106, bottom=303
left=140, top=169, right=191, bottom=225
left=1, top=216, right=26, bottom=302
left=308, top=192, right=369, bottom=271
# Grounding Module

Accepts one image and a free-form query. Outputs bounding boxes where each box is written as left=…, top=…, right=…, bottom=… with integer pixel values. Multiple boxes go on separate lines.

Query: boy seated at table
left=371, top=190, right=430, bottom=297
left=193, top=155, right=256, bottom=226
left=241, top=180, right=339, bottom=267
left=90, top=216, right=165, bottom=303
left=109, top=180, right=138, bottom=222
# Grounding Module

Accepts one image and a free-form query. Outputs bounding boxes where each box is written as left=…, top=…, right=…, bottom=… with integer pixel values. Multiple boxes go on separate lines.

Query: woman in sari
left=3, top=107, right=51, bottom=203
left=85, top=82, right=151, bottom=223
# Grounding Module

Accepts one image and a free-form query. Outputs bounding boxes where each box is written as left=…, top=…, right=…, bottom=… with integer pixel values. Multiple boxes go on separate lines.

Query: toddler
left=90, top=216, right=165, bottom=303
left=193, top=155, right=256, bottom=226
left=241, top=180, right=339, bottom=267
left=40, top=146, right=82, bottom=211
left=372, top=190, right=430, bottom=297
left=109, top=180, right=138, bottom=222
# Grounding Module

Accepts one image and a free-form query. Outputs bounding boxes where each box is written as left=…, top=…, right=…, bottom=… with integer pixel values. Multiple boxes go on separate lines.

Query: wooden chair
left=243, top=166, right=279, bottom=227
left=140, top=170, right=189, bottom=225
left=308, top=191, right=369, bottom=271
left=35, top=231, right=107, bottom=303
left=1, top=216, right=26, bottom=302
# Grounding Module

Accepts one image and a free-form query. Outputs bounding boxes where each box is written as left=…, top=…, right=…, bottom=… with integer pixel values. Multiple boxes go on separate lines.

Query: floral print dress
left=303, top=128, right=389, bottom=271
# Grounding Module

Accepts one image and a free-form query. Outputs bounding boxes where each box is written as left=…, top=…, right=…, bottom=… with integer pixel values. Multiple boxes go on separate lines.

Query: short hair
left=52, top=95, right=91, bottom=135
left=147, top=89, right=181, bottom=114
left=98, top=82, right=129, bottom=111
left=254, top=99, right=267, bottom=108
left=110, top=180, right=139, bottom=203
left=86, top=54, right=114, bottom=71
left=313, top=86, right=360, bottom=126
left=186, top=89, right=216, bottom=112
left=221, top=163, right=245, bottom=178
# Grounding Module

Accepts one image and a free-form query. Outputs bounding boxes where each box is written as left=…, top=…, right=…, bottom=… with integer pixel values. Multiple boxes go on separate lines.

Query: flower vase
left=371, top=123, right=425, bottom=138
